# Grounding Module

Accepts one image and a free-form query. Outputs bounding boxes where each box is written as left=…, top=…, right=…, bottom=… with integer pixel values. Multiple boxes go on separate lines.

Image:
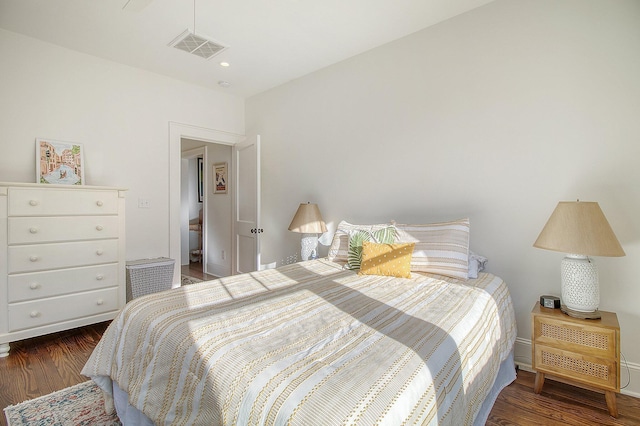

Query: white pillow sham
left=394, top=218, right=470, bottom=280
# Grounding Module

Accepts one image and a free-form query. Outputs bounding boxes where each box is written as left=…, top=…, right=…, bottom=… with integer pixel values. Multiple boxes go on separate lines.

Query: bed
left=82, top=219, right=517, bottom=425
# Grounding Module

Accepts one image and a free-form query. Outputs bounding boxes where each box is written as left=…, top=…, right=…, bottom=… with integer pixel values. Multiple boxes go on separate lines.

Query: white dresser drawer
left=8, top=263, right=119, bottom=303
left=8, top=239, right=119, bottom=273
left=8, top=187, right=119, bottom=216
left=8, top=216, right=119, bottom=244
left=8, top=287, right=119, bottom=332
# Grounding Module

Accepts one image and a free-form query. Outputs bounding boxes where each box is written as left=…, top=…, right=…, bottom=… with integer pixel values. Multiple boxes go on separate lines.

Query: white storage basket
left=125, top=257, right=175, bottom=301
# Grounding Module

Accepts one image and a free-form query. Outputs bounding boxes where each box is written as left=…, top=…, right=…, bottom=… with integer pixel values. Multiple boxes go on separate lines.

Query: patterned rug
left=181, top=275, right=203, bottom=285
left=4, top=380, right=120, bottom=426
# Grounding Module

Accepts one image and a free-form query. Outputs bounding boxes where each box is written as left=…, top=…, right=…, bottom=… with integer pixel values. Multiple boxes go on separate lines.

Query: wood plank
left=0, top=322, right=110, bottom=426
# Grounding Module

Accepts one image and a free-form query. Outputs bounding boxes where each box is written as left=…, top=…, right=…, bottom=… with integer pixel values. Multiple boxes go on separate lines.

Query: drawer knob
left=96, top=200, right=104, bottom=207
left=96, top=274, right=104, bottom=281
left=29, top=283, right=40, bottom=290
left=29, top=227, right=38, bottom=234
left=96, top=249, right=104, bottom=256
left=96, top=299, right=104, bottom=306
left=29, top=200, right=39, bottom=207
left=29, top=256, right=39, bottom=262
left=96, top=225, right=104, bottom=231
left=30, top=311, right=40, bottom=318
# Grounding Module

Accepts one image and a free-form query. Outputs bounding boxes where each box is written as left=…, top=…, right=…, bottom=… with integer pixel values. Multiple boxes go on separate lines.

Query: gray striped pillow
left=395, top=218, right=470, bottom=280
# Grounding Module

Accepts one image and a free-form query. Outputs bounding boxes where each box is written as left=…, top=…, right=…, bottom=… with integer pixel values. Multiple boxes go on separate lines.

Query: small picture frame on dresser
left=36, top=138, right=85, bottom=185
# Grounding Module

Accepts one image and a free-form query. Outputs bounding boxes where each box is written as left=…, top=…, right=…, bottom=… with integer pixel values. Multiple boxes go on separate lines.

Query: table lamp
left=533, top=200, right=625, bottom=318
left=288, top=203, right=327, bottom=261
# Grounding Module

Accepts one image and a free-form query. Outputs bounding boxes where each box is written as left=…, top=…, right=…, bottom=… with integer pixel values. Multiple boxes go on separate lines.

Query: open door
left=233, top=135, right=261, bottom=274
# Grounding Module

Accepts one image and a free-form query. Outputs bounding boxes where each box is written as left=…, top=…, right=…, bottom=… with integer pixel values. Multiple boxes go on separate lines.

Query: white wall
left=246, top=0, right=640, bottom=395
left=0, top=29, right=244, bottom=263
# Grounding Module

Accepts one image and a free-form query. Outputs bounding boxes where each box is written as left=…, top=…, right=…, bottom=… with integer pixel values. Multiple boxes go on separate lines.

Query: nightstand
left=531, top=302, right=620, bottom=417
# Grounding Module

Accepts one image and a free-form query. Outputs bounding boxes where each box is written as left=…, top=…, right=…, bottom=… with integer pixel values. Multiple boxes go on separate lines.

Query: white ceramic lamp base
left=561, top=254, right=600, bottom=318
left=300, top=233, right=319, bottom=261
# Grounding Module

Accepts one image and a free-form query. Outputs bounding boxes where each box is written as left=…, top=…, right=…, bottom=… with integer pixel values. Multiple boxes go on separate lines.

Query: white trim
left=514, top=338, right=640, bottom=398
left=168, top=122, right=243, bottom=284
left=182, top=147, right=205, bottom=159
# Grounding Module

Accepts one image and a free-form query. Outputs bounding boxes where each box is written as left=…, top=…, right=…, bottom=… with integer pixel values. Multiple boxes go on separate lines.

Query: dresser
left=0, top=182, right=126, bottom=357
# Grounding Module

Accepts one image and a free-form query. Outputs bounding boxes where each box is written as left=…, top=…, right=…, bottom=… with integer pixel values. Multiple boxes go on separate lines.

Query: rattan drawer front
left=534, top=316, right=616, bottom=359
left=534, top=344, right=618, bottom=391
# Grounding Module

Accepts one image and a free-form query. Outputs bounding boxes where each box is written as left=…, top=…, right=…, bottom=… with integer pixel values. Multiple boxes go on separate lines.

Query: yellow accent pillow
left=358, top=241, right=415, bottom=278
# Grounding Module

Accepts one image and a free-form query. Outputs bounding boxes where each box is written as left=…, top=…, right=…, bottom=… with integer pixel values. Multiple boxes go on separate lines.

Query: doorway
left=169, top=122, right=243, bottom=284
left=180, top=138, right=232, bottom=280
left=180, top=143, right=205, bottom=278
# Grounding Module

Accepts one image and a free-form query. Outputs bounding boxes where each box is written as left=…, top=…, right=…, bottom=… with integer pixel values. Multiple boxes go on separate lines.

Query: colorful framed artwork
left=197, top=157, right=204, bottom=202
left=36, top=138, right=85, bottom=185
left=213, top=162, right=227, bottom=194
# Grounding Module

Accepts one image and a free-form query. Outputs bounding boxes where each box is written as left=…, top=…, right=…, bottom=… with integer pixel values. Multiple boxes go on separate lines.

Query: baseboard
left=514, top=338, right=640, bottom=398
left=206, top=261, right=227, bottom=278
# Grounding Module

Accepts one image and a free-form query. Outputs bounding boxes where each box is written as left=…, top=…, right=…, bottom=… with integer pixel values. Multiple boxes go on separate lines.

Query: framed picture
left=36, top=138, right=85, bottom=185
left=213, top=162, right=227, bottom=194
left=197, top=157, right=204, bottom=202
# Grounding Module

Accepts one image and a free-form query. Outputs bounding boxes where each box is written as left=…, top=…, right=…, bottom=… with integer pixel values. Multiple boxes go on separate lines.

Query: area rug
left=181, top=275, right=203, bottom=285
left=4, top=380, right=120, bottom=425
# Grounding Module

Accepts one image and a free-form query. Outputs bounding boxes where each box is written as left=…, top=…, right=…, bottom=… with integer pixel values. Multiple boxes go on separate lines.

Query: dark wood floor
left=0, top=322, right=109, bottom=426
left=181, top=260, right=218, bottom=281
left=2, top=294, right=639, bottom=425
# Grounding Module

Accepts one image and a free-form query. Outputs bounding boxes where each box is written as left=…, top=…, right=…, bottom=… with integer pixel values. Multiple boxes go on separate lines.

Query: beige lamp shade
left=533, top=201, right=625, bottom=257
left=288, top=203, right=327, bottom=234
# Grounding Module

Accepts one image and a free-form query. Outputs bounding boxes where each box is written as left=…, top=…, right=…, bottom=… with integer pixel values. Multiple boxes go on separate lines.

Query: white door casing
left=233, top=135, right=261, bottom=274
left=169, top=122, right=243, bottom=283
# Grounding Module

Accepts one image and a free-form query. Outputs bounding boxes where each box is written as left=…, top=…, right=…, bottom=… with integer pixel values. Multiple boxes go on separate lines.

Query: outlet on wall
left=281, top=254, right=298, bottom=266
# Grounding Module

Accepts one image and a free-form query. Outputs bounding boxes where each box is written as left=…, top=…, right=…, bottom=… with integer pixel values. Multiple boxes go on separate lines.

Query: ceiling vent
left=169, top=30, right=227, bottom=60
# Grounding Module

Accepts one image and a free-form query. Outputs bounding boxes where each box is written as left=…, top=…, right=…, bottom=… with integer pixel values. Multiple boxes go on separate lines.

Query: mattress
left=82, top=258, right=517, bottom=425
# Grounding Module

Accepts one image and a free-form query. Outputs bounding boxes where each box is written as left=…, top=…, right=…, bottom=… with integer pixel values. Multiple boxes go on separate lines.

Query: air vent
left=169, top=30, right=227, bottom=60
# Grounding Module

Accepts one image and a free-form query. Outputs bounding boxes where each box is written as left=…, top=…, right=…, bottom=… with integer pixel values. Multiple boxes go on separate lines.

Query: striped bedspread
left=82, top=258, right=516, bottom=425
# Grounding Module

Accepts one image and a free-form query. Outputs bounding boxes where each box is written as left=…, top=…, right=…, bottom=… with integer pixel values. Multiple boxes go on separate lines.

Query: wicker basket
left=125, top=257, right=175, bottom=301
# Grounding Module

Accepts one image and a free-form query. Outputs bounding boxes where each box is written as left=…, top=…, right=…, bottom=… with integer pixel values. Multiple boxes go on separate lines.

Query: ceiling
left=0, top=0, right=494, bottom=98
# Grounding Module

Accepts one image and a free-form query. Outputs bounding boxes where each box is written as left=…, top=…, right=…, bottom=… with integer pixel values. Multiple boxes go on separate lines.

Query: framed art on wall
left=213, top=162, right=227, bottom=194
left=36, top=138, right=85, bottom=185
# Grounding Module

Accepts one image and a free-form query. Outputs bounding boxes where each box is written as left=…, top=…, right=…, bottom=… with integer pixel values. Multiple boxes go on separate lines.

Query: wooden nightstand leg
left=605, top=391, right=618, bottom=417
left=533, top=371, right=545, bottom=394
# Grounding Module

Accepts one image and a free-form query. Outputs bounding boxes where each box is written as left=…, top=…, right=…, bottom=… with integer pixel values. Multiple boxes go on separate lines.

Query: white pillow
left=394, top=218, right=470, bottom=280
